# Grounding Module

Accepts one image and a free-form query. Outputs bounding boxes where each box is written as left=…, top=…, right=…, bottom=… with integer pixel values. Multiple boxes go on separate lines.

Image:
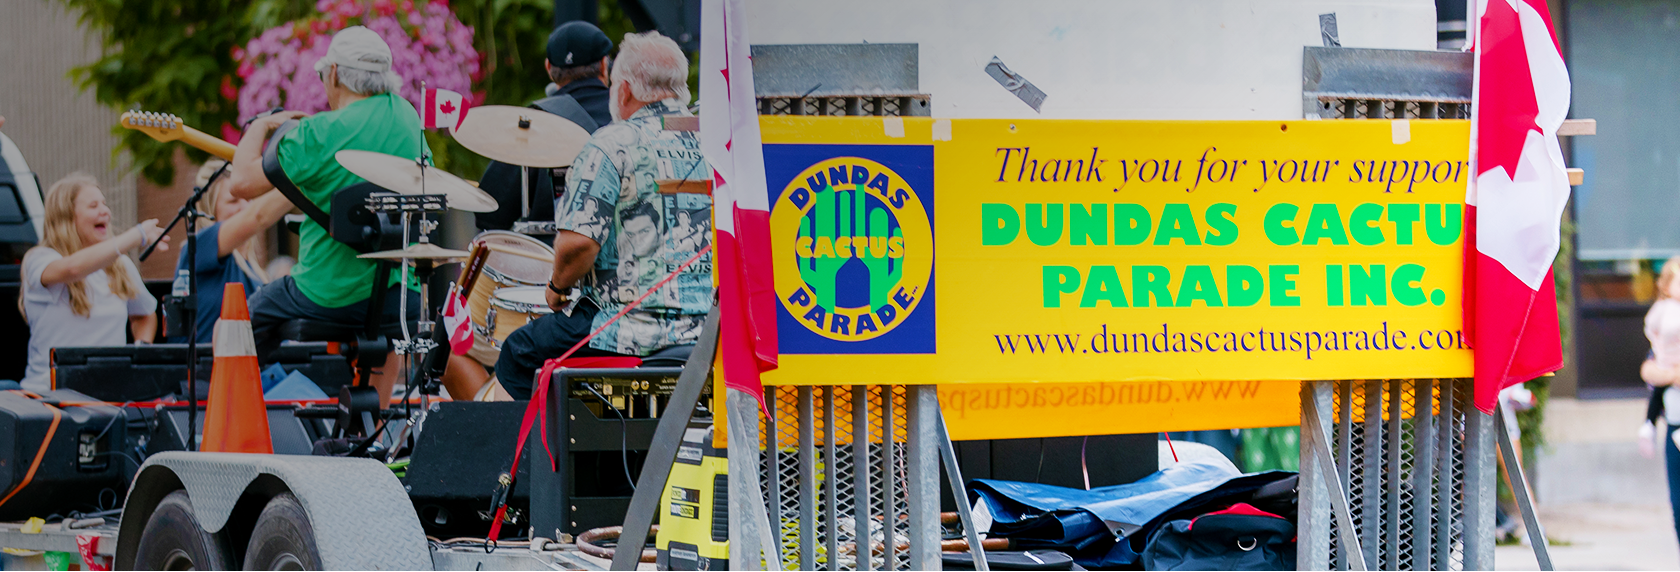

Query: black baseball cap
left=547, top=21, right=613, bottom=68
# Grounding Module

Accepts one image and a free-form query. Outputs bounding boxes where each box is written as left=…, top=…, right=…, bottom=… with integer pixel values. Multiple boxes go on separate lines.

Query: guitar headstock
left=120, top=111, right=185, bottom=142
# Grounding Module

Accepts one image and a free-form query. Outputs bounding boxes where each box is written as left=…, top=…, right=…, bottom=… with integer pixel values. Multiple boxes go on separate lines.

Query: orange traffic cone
left=200, top=283, right=272, bottom=454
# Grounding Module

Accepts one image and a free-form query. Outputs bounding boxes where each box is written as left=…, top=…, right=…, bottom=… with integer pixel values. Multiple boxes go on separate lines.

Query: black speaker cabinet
left=0, top=390, right=128, bottom=521
left=402, top=401, right=531, bottom=539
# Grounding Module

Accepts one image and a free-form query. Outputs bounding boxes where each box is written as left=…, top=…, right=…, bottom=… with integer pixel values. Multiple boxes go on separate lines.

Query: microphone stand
left=141, top=161, right=227, bottom=452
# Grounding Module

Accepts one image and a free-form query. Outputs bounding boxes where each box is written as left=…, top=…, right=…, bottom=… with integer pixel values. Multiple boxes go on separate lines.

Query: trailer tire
left=132, top=490, right=233, bottom=570
left=242, top=493, right=323, bottom=571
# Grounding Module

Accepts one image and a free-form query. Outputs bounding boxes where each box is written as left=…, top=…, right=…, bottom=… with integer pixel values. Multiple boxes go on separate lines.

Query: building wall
left=0, top=0, right=137, bottom=240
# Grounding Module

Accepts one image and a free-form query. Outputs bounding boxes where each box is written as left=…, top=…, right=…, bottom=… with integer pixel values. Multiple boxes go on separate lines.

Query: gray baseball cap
left=314, top=26, right=393, bottom=74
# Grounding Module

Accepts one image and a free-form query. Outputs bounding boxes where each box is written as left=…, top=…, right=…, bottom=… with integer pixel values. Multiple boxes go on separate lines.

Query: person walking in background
left=18, top=172, right=168, bottom=390
left=1641, top=258, right=1680, bottom=543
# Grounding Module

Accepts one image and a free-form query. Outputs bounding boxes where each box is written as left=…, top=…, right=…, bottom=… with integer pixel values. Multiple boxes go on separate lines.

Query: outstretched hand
left=132, top=219, right=171, bottom=252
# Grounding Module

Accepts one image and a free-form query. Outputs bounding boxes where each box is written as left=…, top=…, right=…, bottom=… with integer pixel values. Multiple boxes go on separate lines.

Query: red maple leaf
left=440, top=100, right=457, bottom=115
left=1476, top=0, right=1544, bottom=180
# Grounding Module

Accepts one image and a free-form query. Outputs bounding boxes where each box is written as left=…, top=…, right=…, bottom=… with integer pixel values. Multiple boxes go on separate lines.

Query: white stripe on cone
left=214, top=319, right=257, bottom=358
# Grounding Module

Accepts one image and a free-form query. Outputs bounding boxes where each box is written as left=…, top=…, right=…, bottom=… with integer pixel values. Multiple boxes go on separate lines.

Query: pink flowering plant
left=235, top=0, right=480, bottom=125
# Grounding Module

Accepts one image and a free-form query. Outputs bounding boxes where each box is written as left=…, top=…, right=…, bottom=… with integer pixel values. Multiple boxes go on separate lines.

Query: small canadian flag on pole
left=422, top=87, right=469, bottom=131
left=441, top=284, right=473, bottom=355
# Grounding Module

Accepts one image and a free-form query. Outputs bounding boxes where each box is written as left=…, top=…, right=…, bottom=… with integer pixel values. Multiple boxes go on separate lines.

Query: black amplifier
left=565, top=368, right=704, bottom=420
left=51, top=343, right=353, bottom=402
left=0, top=390, right=128, bottom=521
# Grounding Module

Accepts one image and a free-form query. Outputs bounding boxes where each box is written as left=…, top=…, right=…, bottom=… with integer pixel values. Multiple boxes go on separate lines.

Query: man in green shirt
left=226, top=26, right=425, bottom=404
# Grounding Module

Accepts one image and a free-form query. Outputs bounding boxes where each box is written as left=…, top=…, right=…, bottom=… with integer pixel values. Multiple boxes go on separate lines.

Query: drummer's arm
left=546, top=230, right=600, bottom=308
left=227, top=112, right=307, bottom=200
left=216, top=191, right=296, bottom=258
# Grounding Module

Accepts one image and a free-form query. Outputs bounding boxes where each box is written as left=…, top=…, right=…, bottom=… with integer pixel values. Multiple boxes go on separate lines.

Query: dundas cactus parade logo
left=772, top=157, right=934, bottom=344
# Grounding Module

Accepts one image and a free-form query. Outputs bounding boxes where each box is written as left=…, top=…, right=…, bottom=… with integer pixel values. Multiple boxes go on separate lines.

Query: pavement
left=1495, top=397, right=1680, bottom=570
left=1495, top=503, right=1678, bottom=571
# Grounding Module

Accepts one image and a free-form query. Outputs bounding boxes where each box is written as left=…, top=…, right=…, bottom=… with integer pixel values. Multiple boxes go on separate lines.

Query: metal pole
left=1297, top=381, right=1332, bottom=571
left=728, top=388, right=783, bottom=572
left=880, top=388, right=898, bottom=569
left=905, top=386, right=941, bottom=571
left=1360, top=380, right=1381, bottom=567
left=520, top=166, right=531, bottom=221
left=1464, top=403, right=1498, bottom=570
left=765, top=388, right=783, bottom=567
left=1411, top=379, right=1436, bottom=570
left=936, top=407, right=989, bottom=572
left=824, top=387, right=840, bottom=571
left=798, top=387, right=817, bottom=570
left=852, top=385, right=872, bottom=571
left=1497, top=401, right=1553, bottom=570
left=609, top=309, right=719, bottom=571
left=1303, top=388, right=1369, bottom=571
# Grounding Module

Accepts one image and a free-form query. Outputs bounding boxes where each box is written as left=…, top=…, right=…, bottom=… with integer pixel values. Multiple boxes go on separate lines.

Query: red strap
left=487, top=245, right=712, bottom=541
left=1188, top=503, right=1286, bottom=532
left=560, top=356, right=643, bottom=369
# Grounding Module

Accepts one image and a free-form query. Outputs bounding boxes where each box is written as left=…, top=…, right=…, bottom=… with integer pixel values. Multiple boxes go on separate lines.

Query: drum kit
left=333, top=105, right=592, bottom=401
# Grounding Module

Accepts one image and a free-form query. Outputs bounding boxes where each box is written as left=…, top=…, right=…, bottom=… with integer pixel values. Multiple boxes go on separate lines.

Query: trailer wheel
left=132, top=490, right=233, bottom=570
left=242, top=493, right=323, bottom=571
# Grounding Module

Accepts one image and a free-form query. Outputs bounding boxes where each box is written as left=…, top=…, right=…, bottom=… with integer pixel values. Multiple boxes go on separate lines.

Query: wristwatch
left=547, top=281, right=570, bottom=300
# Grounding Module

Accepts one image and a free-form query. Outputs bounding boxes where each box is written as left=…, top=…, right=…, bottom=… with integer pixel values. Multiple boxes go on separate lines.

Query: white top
left=1648, top=299, right=1680, bottom=368
left=20, top=248, right=156, bottom=390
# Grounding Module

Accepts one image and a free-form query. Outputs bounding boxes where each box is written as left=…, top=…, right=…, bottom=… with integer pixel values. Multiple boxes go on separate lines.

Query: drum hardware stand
left=141, top=160, right=230, bottom=452
left=363, top=187, right=454, bottom=443
left=518, top=115, right=533, bottom=222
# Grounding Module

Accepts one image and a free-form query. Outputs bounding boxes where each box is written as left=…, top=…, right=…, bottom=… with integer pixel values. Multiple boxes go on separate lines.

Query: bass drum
left=459, top=231, right=553, bottom=367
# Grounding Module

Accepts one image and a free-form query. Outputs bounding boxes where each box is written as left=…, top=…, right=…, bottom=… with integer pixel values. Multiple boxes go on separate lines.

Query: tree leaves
left=60, top=0, right=642, bottom=184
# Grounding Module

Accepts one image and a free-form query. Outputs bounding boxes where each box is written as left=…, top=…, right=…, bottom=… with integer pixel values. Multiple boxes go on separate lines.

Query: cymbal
left=453, top=105, right=591, bottom=168
left=334, top=150, right=499, bottom=213
left=358, top=243, right=473, bottom=261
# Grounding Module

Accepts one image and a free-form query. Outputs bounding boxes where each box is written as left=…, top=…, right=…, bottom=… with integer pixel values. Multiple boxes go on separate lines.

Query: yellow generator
left=656, top=418, right=728, bottom=570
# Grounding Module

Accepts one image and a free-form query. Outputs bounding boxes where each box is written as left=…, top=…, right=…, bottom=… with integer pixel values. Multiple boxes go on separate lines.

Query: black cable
left=583, top=384, right=635, bottom=492
left=95, top=451, right=144, bottom=472
left=90, top=401, right=134, bottom=443
left=346, top=382, right=420, bottom=458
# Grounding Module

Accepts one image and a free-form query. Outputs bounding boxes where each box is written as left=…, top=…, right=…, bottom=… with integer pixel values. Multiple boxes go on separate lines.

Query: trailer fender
left=116, top=452, right=430, bottom=571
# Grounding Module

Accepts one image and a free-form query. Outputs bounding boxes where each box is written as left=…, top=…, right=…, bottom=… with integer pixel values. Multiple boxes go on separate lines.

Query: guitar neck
left=180, top=126, right=237, bottom=160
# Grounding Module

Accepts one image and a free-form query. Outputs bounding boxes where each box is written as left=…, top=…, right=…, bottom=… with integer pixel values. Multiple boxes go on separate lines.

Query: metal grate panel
left=1316, top=98, right=1471, bottom=119
left=1316, top=379, right=1480, bottom=570
left=757, top=95, right=931, bottom=117
left=757, top=385, right=927, bottom=570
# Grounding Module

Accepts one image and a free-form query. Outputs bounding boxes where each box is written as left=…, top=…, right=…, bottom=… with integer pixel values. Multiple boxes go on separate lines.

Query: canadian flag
left=441, top=284, right=473, bottom=355
left=422, top=88, right=469, bottom=131
left=701, top=0, right=778, bottom=408
left=1464, top=0, right=1572, bottom=414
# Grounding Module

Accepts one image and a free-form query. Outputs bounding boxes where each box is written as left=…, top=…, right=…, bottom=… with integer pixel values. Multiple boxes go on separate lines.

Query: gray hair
left=336, top=66, right=402, bottom=96
left=612, top=32, right=690, bottom=105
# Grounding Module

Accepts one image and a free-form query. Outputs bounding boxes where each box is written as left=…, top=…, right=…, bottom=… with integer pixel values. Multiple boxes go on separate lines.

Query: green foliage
left=61, top=0, right=314, bottom=183
left=62, top=0, right=645, bottom=185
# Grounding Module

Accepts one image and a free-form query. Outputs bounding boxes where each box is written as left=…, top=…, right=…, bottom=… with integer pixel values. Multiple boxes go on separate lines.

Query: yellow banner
left=756, top=117, right=1472, bottom=435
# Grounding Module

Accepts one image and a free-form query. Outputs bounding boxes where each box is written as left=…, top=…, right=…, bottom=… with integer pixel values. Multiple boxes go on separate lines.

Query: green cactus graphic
left=796, top=182, right=904, bottom=311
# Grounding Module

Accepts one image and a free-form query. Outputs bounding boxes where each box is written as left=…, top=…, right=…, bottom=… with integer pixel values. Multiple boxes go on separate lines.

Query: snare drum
left=487, top=286, right=554, bottom=348
left=459, top=231, right=553, bottom=365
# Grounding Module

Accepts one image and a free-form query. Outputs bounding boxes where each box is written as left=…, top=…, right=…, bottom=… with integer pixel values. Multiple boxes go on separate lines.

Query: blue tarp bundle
left=970, top=462, right=1291, bottom=569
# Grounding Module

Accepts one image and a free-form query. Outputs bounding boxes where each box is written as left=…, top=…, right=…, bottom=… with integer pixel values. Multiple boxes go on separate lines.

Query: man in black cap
left=474, top=21, right=615, bottom=231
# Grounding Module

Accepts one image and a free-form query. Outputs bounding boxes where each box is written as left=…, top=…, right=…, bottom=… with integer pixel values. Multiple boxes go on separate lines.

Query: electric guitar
left=119, top=111, right=237, bottom=160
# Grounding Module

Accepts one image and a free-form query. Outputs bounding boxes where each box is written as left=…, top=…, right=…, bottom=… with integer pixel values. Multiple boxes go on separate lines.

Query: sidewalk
left=1495, top=502, right=1678, bottom=571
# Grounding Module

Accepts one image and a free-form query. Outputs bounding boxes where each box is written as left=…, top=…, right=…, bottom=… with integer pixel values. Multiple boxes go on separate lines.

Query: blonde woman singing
left=19, top=173, right=168, bottom=390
